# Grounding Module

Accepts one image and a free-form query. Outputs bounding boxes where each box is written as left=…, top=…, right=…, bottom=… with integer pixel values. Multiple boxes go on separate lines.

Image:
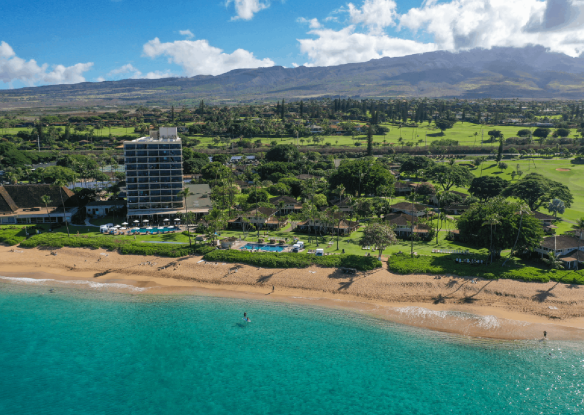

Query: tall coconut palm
left=335, top=184, right=345, bottom=204
left=572, top=217, right=584, bottom=271
left=178, top=187, right=192, bottom=246
left=40, top=195, right=52, bottom=227
left=53, top=180, right=70, bottom=237
left=503, top=203, right=530, bottom=266
left=482, top=213, right=501, bottom=264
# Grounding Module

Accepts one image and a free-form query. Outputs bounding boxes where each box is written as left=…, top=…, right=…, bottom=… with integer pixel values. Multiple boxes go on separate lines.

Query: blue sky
left=1, top=0, right=582, bottom=88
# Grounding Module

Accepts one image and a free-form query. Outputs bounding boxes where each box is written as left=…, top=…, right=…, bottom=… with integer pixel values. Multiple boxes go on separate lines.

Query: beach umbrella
left=122, top=222, right=128, bottom=226
left=143, top=219, right=149, bottom=223
left=114, top=225, right=121, bottom=228
left=158, top=227, right=164, bottom=230
left=163, top=218, right=170, bottom=222
left=147, top=227, right=153, bottom=230
left=133, top=220, right=139, bottom=223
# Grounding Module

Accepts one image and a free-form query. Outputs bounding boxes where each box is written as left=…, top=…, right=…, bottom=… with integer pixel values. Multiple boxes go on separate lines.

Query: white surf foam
left=0, top=276, right=149, bottom=292
left=395, top=306, right=501, bottom=329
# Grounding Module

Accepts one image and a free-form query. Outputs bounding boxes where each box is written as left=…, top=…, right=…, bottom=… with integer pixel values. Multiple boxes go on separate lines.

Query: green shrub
left=203, top=250, right=381, bottom=271
left=0, top=226, right=29, bottom=246
left=387, top=253, right=583, bottom=285
left=19, top=233, right=215, bottom=258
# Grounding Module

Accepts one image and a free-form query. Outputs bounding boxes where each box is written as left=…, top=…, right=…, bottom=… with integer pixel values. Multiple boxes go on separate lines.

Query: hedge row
left=19, top=233, right=215, bottom=258
left=388, top=254, right=584, bottom=284
left=202, top=250, right=382, bottom=271
left=0, top=226, right=30, bottom=246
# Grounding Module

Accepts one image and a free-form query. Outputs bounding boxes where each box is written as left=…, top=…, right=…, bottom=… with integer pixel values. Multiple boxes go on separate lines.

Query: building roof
left=533, top=211, right=556, bottom=221
left=560, top=250, right=584, bottom=263
left=385, top=213, right=418, bottom=226
left=0, top=185, right=75, bottom=214
left=246, top=207, right=277, bottom=217
left=540, top=235, right=582, bottom=250
left=270, top=195, right=300, bottom=205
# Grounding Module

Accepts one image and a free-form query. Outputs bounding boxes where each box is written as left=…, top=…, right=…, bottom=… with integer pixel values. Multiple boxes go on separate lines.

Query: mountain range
left=2, top=46, right=584, bottom=109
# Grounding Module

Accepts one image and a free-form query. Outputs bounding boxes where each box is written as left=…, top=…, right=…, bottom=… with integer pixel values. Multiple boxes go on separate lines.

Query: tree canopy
left=468, top=176, right=508, bottom=201
left=502, top=173, right=573, bottom=211
left=329, top=159, right=395, bottom=196
left=457, top=197, right=543, bottom=257
left=426, top=164, right=474, bottom=191
left=265, top=144, right=300, bottom=162
left=399, top=156, right=435, bottom=177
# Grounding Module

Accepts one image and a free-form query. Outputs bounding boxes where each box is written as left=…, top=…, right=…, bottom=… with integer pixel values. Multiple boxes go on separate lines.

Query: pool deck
left=230, top=240, right=293, bottom=253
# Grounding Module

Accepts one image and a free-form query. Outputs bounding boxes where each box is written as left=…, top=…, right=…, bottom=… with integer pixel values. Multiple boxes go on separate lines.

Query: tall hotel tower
left=124, top=127, right=184, bottom=222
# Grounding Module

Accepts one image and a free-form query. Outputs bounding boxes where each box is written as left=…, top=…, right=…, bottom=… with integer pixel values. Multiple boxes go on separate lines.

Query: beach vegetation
left=502, top=173, right=573, bottom=211
left=202, top=250, right=382, bottom=271
left=388, top=253, right=584, bottom=285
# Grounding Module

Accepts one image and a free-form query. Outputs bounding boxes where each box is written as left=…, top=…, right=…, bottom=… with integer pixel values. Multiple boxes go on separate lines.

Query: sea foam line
left=395, top=306, right=502, bottom=329
left=0, top=276, right=149, bottom=292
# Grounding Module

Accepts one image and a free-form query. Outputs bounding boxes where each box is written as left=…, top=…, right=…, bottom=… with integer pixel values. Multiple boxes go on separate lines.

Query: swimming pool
left=134, top=227, right=177, bottom=233
left=241, top=244, right=285, bottom=252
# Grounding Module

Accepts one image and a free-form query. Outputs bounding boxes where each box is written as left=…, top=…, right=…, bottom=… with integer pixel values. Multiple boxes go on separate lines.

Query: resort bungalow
left=332, top=200, right=354, bottom=213
left=533, top=211, right=557, bottom=233
left=295, top=214, right=359, bottom=236
left=394, top=182, right=412, bottom=195
left=535, top=235, right=584, bottom=259
left=228, top=207, right=287, bottom=231
left=389, top=202, right=428, bottom=217
left=444, top=204, right=470, bottom=215
left=384, top=213, right=431, bottom=238
left=270, top=195, right=303, bottom=215
left=0, top=184, right=78, bottom=225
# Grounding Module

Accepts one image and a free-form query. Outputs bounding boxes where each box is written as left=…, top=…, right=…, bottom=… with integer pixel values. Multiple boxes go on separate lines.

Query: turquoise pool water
left=135, top=226, right=176, bottom=233
left=0, top=282, right=582, bottom=414
left=241, top=243, right=285, bottom=252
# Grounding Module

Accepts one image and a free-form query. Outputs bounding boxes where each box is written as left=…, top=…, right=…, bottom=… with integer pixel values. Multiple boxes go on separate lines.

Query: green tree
left=542, top=252, right=564, bottom=270
left=426, top=164, right=474, bottom=191
left=496, top=138, right=504, bottom=162
left=53, top=180, right=71, bottom=237
left=502, top=173, right=573, bottom=211
left=265, top=144, right=300, bottom=162
left=547, top=198, right=565, bottom=218
left=457, top=197, right=543, bottom=260
left=40, top=195, right=52, bottom=225
left=435, top=119, right=454, bottom=134
left=366, top=124, right=374, bottom=156
left=178, top=187, right=192, bottom=246
left=468, top=176, right=507, bottom=201
left=572, top=218, right=584, bottom=271
left=360, top=222, right=397, bottom=259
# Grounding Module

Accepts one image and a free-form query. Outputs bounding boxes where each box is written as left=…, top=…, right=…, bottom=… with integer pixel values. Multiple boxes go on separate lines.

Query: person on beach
left=543, top=331, right=547, bottom=339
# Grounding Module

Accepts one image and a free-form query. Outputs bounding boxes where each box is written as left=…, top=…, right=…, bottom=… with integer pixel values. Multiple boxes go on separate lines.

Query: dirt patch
left=556, top=168, right=571, bottom=171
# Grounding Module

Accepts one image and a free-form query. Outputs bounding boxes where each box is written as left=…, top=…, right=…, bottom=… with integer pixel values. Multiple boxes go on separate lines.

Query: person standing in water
left=243, top=312, right=250, bottom=323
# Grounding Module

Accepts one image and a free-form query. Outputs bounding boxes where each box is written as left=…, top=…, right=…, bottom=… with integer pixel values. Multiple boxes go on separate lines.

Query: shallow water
left=0, top=282, right=582, bottom=414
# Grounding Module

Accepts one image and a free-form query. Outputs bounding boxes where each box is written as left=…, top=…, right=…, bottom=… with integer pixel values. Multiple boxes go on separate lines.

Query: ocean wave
left=394, top=306, right=501, bottom=329
left=0, top=276, right=149, bottom=292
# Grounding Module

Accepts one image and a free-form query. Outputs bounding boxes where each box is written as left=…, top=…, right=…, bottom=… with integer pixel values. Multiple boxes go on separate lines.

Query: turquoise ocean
left=0, top=281, right=583, bottom=414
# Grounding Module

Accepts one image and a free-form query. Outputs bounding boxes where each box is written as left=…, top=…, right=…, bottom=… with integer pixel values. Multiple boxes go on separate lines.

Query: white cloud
left=100, top=63, right=174, bottom=81
left=143, top=70, right=173, bottom=79
left=142, top=37, right=274, bottom=76
left=298, top=26, right=436, bottom=67
left=399, top=0, right=584, bottom=57
left=109, top=63, right=141, bottom=76
left=297, top=17, right=322, bottom=29
left=179, top=29, right=194, bottom=39
left=0, top=41, right=93, bottom=86
left=346, top=0, right=398, bottom=33
left=297, top=0, right=584, bottom=67
left=226, top=0, right=270, bottom=20
left=96, top=76, right=106, bottom=82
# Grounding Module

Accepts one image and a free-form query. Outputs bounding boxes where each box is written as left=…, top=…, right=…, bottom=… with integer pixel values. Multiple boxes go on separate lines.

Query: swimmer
left=243, top=312, right=251, bottom=323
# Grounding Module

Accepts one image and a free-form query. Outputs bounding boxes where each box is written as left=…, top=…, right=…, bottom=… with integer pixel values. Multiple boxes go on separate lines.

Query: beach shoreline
left=1, top=245, right=584, bottom=341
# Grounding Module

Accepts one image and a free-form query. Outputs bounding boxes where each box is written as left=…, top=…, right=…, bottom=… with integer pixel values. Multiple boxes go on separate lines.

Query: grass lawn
left=464, top=158, right=584, bottom=225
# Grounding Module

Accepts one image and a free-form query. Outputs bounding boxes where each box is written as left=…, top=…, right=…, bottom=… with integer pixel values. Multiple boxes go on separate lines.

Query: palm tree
left=542, top=252, right=564, bottom=270
left=53, top=180, right=70, bottom=237
left=178, top=187, right=192, bottom=246
left=40, top=195, right=52, bottom=227
left=502, top=204, right=530, bottom=266
left=336, top=184, right=346, bottom=204
left=572, top=218, right=584, bottom=271
left=482, top=213, right=501, bottom=264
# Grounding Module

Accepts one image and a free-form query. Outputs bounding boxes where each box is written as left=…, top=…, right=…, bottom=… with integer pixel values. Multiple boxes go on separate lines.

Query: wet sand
left=1, top=245, right=584, bottom=340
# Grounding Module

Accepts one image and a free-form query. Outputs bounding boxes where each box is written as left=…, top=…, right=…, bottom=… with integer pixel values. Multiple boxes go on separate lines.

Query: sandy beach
left=1, top=244, right=584, bottom=340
